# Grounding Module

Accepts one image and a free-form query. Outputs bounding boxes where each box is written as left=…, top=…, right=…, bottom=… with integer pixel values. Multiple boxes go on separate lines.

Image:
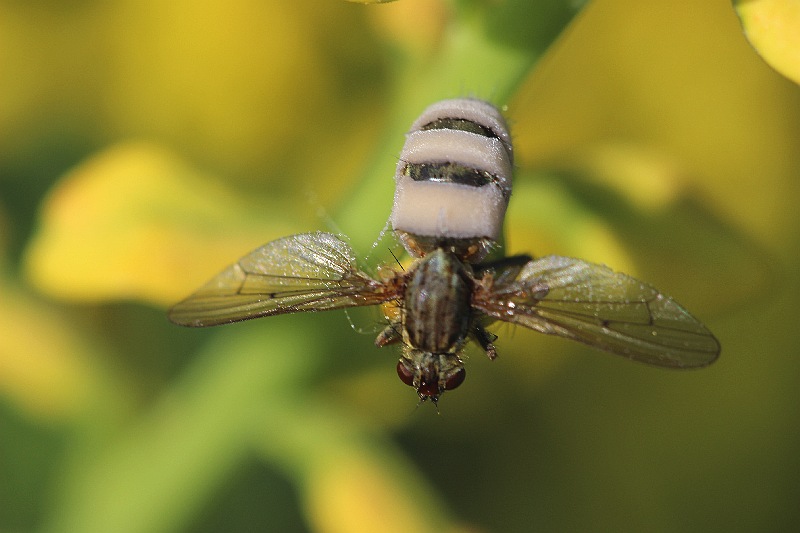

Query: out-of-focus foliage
left=2, top=0, right=800, bottom=532
left=23, top=142, right=302, bottom=304
left=346, top=0, right=398, bottom=4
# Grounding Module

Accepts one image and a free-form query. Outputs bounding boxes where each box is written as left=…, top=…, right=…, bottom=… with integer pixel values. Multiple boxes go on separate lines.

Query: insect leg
left=473, top=254, right=533, bottom=285
left=472, top=323, right=499, bottom=360
left=375, top=324, right=402, bottom=348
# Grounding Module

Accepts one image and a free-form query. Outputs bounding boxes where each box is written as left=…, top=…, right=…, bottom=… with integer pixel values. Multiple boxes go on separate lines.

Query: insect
left=169, top=98, right=720, bottom=404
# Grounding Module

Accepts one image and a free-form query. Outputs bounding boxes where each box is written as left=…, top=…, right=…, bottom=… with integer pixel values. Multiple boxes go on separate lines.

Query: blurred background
left=2, top=0, right=799, bottom=531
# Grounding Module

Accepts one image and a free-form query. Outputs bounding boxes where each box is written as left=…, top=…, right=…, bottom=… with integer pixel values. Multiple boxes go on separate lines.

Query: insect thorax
left=402, top=249, right=473, bottom=355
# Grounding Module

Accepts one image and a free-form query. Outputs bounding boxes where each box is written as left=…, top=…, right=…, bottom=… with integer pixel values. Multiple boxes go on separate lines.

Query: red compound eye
left=396, top=361, right=415, bottom=387
left=443, top=367, right=466, bottom=390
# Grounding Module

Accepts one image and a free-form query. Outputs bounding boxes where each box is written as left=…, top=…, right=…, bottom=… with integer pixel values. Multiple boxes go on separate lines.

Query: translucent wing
left=168, top=232, right=397, bottom=327
left=473, top=255, right=720, bottom=368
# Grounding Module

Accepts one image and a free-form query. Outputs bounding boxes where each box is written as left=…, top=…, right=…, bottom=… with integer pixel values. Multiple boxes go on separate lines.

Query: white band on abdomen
left=390, top=177, right=508, bottom=240
left=399, top=129, right=512, bottom=192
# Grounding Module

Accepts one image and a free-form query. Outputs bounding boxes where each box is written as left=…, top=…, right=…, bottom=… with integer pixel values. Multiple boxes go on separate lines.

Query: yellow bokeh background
left=1, top=0, right=799, bottom=532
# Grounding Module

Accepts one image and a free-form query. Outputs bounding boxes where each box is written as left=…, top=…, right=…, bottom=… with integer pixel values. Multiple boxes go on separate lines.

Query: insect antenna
left=426, top=397, right=441, bottom=414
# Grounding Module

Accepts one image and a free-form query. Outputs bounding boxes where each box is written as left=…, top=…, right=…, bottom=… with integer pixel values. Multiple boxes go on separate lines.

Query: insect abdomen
left=390, top=98, right=513, bottom=250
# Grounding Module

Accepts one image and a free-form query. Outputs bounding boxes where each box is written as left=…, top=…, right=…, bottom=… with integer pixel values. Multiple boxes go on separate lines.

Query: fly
left=169, top=99, right=720, bottom=404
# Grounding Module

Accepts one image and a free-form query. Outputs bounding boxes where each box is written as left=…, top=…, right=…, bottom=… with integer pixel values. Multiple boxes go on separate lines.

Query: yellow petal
left=23, top=142, right=298, bottom=305
left=306, top=454, right=450, bottom=533
left=736, top=0, right=800, bottom=85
